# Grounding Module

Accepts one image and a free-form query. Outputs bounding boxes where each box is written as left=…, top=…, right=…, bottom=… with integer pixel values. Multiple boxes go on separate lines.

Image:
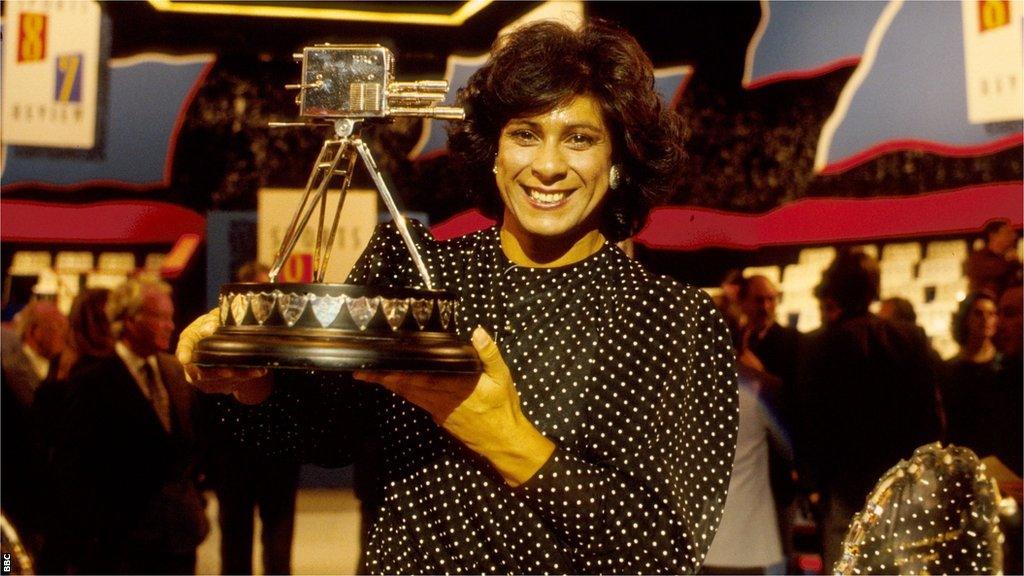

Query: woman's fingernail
left=471, top=326, right=489, bottom=348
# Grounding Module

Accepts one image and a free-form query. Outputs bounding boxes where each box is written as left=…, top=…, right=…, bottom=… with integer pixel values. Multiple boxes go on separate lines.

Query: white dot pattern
left=217, top=223, right=738, bottom=574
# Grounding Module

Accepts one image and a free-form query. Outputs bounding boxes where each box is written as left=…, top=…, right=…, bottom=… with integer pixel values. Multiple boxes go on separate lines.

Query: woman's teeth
left=529, top=189, right=566, bottom=205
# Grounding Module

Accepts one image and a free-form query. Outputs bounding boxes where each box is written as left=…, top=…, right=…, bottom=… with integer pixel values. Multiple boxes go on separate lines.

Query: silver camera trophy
left=194, top=45, right=480, bottom=373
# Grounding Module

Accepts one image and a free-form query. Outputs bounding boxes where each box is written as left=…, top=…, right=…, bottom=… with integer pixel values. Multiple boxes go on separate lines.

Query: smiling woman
left=178, top=18, right=738, bottom=575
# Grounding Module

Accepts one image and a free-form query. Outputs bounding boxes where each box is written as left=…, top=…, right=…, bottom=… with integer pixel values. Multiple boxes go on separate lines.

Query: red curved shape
left=820, top=134, right=1024, bottom=175
left=431, top=182, right=1023, bottom=250
left=0, top=200, right=206, bottom=244
left=638, top=182, right=1022, bottom=250
left=744, top=56, right=861, bottom=90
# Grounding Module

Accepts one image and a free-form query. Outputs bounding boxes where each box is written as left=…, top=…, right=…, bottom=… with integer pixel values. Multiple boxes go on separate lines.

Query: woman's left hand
left=354, top=327, right=555, bottom=486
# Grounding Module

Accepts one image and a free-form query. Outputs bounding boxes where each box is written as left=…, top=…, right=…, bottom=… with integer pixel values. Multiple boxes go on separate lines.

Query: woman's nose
left=531, top=141, right=568, bottom=182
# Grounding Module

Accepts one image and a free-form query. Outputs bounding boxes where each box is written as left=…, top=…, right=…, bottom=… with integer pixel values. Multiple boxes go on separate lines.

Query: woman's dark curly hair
left=447, top=19, right=685, bottom=242
left=951, top=290, right=997, bottom=346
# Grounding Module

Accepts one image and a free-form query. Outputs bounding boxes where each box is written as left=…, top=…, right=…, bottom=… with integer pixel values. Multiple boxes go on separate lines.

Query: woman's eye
left=566, top=133, right=597, bottom=148
left=508, top=129, right=537, bottom=144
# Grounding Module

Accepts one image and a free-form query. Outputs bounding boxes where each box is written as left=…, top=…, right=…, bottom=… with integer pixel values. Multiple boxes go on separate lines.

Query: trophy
left=193, top=45, right=481, bottom=373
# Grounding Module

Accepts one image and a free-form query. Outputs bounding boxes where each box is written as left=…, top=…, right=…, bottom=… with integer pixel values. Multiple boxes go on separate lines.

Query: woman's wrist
left=483, top=419, right=556, bottom=487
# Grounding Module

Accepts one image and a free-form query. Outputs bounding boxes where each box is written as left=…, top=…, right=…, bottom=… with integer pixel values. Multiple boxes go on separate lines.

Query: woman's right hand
left=175, top=308, right=274, bottom=404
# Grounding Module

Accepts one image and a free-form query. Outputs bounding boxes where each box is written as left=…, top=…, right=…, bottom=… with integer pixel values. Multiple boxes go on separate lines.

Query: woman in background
left=942, top=291, right=1000, bottom=444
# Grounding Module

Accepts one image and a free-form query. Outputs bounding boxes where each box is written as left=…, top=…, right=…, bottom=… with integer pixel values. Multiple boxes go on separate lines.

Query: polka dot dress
left=217, top=222, right=738, bottom=574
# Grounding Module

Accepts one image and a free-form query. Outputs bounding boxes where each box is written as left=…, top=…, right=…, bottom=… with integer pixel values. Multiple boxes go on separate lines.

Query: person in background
left=992, top=285, right=1023, bottom=480
left=2, top=300, right=68, bottom=404
left=703, top=368, right=789, bottom=575
left=54, top=276, right=209, bottom=574
left=31, top=288, right=116, bottom=574
left=1, top=300, right=68, bottom=560
left=734, top=275, right=800, bottom=394
left=714, top=269, right=745, bottom=338
left=947, top=285, right=1022, bottom=488
left=941, top=291, right=1001, bottom=446
left=211, top=261, right=301, bottom=575
left=989, top=284, right=1022, bottom=575
left=965, top=218, right=1021, bottom=297
left=732, top=274, right=803, bottom=569
left=800, top=250, right=942, bottom=571
left=50, top=287, right=116, bottom=382
left=234, top=261, right=270, bottom=286
left=877, top=296, right=917, bottom=325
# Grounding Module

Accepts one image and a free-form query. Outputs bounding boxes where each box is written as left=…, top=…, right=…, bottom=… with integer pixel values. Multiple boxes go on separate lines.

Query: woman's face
left=967, top=297, right=998, bottom=341
left=494, top=94, right=614, bottom=244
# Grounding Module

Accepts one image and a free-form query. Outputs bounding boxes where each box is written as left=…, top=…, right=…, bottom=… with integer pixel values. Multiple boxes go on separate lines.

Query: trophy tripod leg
left=353, top=139, right=434, bottom=290
left=314, top=146, right=359, bottom=282
left=269, top=138, right=355, bottom=282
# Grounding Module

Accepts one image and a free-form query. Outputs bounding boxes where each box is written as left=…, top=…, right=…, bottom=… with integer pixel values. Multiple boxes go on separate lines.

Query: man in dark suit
left=1, top=301, right=68, bottom=555
left=799, top=251, right=942, bottom=570
left=735, top=275, right=801, bottom=395
left=55, top=277, right=209, bottom=574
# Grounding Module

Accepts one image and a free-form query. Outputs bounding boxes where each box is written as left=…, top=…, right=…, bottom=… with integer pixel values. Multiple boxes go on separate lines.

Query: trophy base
left=193, top=328, right=481, bottom=373
left=193, top=283, right=481, bottom=373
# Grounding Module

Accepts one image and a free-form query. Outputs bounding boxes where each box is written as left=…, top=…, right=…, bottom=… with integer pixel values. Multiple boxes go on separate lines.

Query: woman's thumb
left=471, top=326, right=509, bottom=380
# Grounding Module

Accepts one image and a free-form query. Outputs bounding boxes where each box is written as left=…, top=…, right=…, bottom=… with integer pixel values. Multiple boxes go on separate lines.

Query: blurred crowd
left=707, top=218, right=1022, bottom=574
left=1, top=263, right=298, bottom=575
left=1, top=219, right=1021, bottom=575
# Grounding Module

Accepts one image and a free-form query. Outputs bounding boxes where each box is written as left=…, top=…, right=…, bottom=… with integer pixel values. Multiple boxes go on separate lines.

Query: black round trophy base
left=193, top=327, right=481, bottom=373
left=193, top=283, right=481, bottom=373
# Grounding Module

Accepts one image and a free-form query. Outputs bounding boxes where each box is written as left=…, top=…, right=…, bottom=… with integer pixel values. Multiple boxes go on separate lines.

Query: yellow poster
left=962, top=0, right=1024, bottom=123
left=258, top=188, right=378, bottom=283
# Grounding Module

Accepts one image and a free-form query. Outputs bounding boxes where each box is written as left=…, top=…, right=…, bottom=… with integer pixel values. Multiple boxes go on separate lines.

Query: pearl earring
left=492, top=164, right=498, bottom=175
left=609, top=165, right=622, bottom=190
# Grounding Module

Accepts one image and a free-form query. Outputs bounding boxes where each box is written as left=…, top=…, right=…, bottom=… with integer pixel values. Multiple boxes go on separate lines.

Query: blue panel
left=825, top=1, right=1023, bottom=166
left=2, top=57, right=211, bottom=187
left=749, top=1, right=885, bottom=84
left=205, top=210, right=258, bottom=309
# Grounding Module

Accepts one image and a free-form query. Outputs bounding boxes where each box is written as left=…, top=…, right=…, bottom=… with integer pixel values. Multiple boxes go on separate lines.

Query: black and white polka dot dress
left=217, top=222, right=738, bottom=574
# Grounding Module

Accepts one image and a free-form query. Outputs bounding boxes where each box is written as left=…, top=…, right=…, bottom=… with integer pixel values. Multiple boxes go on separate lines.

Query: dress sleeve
left=515, top=284, right=739, bottom=573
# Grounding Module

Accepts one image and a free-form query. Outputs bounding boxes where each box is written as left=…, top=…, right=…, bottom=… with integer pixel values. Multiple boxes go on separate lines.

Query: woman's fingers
left=176, top=307, right=221, bottom=369
left=353, top=370, right=478, bottom=420
left=190, top=366, right=268, bottom=394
